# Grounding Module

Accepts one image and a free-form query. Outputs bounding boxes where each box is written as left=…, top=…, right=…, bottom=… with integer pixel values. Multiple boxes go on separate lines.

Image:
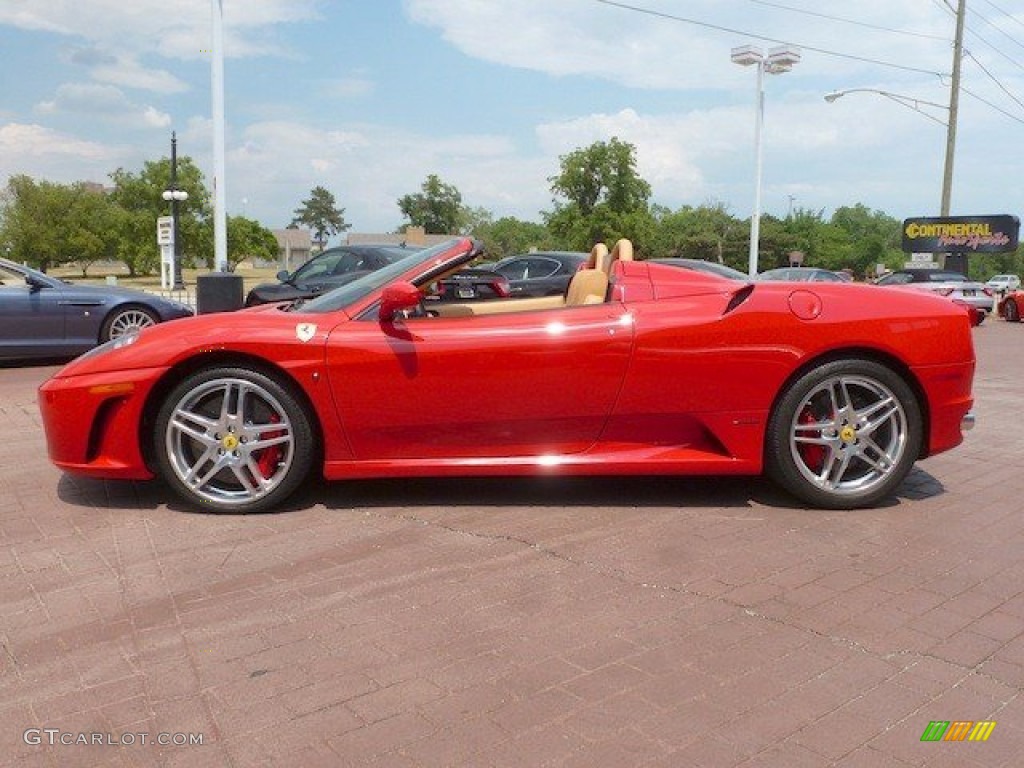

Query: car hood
left=51, top=304, right=341, bottom=378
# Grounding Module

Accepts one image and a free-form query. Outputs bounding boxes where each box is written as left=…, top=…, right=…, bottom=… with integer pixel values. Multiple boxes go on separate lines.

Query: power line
left=740, top=0, right=950, bottom=42
left=964, top=26, right=1024, bottom=72
left=963, top=49, right=1024, bottom=112
left=592, top=0, right=949, bottom=77
left=966, top=2, right=1024, bottom=54
left=960, top=83, right=1024, bottom=125
left=976, top=0, right=1024, bottom=33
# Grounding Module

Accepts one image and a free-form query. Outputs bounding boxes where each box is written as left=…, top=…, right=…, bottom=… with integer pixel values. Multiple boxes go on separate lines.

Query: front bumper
left=38, top=368, right=165, bottom=480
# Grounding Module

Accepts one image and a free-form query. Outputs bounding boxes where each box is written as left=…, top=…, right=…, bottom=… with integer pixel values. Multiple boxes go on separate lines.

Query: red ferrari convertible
left=39, top=238, right=976, bottom=514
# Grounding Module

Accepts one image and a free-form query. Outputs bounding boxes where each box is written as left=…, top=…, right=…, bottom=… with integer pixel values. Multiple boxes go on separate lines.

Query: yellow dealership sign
left=902, top=215, right=1019, bottom=253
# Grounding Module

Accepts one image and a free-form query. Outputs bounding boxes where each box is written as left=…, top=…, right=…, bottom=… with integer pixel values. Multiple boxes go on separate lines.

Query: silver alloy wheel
left=108, top=308, right=156, bottom=338
left=788, top=374, right=909, bottom=498
left=164, top=377, right=295, bottom=508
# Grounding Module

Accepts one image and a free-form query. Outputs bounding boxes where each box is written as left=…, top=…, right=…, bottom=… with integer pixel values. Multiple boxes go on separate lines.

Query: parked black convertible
left=244, top=244, right=421, bottom=306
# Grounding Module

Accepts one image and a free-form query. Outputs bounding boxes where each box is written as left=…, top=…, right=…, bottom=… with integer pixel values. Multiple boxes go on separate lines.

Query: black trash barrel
left=196, top=272, right=244, bottom=314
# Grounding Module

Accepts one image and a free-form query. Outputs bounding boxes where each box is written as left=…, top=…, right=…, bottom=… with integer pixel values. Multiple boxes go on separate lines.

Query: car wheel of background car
left=765, top=359, right=922, bottom=509
left=154, top=367, right=314, bottom=513
left=102, top=306, right=158, bottom=342
left=1006, top=300, right=1020, bottom=322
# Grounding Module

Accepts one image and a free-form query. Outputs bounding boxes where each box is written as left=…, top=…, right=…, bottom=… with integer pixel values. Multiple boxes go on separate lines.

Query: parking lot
left=2, top=320, right=1023, bottom=767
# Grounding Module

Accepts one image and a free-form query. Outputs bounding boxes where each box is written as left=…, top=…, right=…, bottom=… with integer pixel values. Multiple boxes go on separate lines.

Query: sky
left=1, top=0, right=1023, bottom=242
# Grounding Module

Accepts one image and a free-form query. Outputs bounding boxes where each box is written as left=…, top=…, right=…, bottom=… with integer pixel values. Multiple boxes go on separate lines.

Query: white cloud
left=33, top=83, right=175, bottom=130
left=405, top=0, right=955, bottom=89
left=0, top=123, right=126, bottom=183
left=0, top=0, right=320, bottom=61
left=91, top=57, right=188, bottom=94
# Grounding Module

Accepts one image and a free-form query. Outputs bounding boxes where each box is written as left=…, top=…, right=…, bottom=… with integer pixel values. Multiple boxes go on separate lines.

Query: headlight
left=76, top=329, right=140, bottom=361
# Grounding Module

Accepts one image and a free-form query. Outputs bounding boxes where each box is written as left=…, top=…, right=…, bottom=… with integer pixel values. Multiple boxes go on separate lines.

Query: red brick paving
left=1, top=320, right=1022, bottom=766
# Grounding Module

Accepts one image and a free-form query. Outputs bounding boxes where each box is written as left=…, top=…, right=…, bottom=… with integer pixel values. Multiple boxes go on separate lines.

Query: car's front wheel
left=154, top=367, right=314, bottom=513
left=102, top=306, right=157, bottom=342
left=1005, top=299, right=1020, bottom=322
left=765, top=359, right=922, bottom=509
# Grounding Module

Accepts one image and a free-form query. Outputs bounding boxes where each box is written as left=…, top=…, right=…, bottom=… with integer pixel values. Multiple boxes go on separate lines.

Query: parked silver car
left=875, top=268, right=994, bottom=313
left=986, top=274, right=1021, bottom=293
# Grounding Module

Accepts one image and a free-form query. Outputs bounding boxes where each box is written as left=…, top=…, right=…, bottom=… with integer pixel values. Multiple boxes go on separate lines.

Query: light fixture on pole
left=161, top=131, right=189, bottom=291
left=731, top=44, right=801, bottom=277
left=825, top=0, right=964, bottom=221
left=824, top=89, right=949, bottom=126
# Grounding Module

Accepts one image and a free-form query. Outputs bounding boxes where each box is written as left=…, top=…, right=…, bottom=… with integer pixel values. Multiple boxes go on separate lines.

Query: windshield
left=300, top=238, right=468, bottom=314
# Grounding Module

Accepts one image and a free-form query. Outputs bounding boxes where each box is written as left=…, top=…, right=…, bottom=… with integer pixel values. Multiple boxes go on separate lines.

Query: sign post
left=157, top=216, right=174, bottom=290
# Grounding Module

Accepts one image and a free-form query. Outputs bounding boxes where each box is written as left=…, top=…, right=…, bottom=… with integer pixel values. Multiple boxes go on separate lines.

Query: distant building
left=346, top=226, right=454, bottom=248
left=272, top=228, right=312, bottom=271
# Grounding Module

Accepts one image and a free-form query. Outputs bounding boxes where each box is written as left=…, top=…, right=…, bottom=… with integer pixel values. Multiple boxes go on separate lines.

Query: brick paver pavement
left=1, top=320, right=1022, bottom=767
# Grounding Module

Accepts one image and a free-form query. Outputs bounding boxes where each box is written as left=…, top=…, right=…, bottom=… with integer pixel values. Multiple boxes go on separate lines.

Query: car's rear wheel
left=765, top=359, right=922, bottom=509
left=154, top=367, right=314, bottom=513
left=102, top=306, right=157, bottom=342
left=1006, top=299, right=1020, bottom=322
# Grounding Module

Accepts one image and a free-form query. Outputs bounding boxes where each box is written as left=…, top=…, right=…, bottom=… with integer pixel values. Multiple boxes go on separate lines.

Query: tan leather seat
left=607, top=239, right=633, bottom=271
left=565, top=268, right=609, bottom=306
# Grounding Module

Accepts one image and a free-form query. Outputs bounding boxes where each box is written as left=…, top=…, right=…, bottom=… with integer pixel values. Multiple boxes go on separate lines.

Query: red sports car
left=999, top=290, right=1022, bottom=322
left=39, top=238, right=976, bottom=514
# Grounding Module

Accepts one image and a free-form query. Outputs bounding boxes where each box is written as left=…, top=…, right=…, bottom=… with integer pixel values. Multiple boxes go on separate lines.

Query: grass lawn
left=50, top=264, right=281, bottom=296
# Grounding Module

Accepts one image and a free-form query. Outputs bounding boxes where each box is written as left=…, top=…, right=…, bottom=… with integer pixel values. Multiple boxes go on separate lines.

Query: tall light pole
left=162, top=132, right=189, bottom=291
left=731, top=45, right=801, bottom=277
left=211, top=0, right=227, bottom=272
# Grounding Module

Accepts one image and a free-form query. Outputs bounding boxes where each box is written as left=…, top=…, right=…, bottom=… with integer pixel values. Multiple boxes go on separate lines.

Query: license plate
left=962, top=289, right=975, bottom=296
left=458, top=288, right=475, bottom=299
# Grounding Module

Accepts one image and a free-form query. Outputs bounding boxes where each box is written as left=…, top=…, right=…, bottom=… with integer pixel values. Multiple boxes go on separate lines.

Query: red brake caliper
left=798, top=407, right=826, bottom=472
left=255, top=412, right=285, bottom=479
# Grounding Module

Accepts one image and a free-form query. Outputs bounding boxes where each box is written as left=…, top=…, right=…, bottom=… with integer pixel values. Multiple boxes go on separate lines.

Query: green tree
left=829, top=204, right=902, bottom=277
left=65, top=185, right=125, bottom=276
left=292, top=186, right=349, bottom=251
left=544, top=137, right=654, bottom=252
left=397, top=174, right=464, bottom=234
left=0, top=175, right=80, bottom=272
left=472, top=216, right=555, bottom=260
left=460, top=205, right=494, bottom=236
left=226, top=216, right=279, bottom=271
left=648, top=202, right=743, bottom=264
left=108, top=156, right=211, bottom=276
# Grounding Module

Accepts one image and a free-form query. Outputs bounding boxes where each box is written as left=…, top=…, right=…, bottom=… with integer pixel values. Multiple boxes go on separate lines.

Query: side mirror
left=26, top=275, right=47, bottom=292
left=276, top=270, right=290, bottom=282
left=379, top=281, right=422, bottom=321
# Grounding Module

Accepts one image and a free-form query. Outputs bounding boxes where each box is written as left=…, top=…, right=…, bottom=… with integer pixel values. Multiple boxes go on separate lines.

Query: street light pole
left=162, top=132, right=189, bottom=291
left=731, top=45, right=801, bottom=277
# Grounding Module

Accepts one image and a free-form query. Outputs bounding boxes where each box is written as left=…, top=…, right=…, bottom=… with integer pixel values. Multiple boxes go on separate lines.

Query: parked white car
left=875, top=269, right=994, bottom=313
left=986, top=274, right=1021, bottom=292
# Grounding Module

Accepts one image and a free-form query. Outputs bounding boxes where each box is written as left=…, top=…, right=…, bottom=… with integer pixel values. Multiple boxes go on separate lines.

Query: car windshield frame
left=300, top=238, right=470, bottom=314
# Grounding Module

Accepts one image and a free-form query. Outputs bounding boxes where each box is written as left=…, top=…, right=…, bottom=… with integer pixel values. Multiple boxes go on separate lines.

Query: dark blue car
left=0, top=257, right=193, bottom=361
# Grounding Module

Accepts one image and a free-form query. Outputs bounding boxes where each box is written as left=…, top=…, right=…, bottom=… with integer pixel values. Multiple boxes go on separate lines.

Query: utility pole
left=941, top=0, right=965, bottom=217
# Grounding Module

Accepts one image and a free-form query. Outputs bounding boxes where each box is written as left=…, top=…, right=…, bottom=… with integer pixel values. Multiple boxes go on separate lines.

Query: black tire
left=153, top=367, right=314, bottom=513
left=765, top=359, right=922, bottom=509
left=101, top=306, right=158, bottom=342
left=1006, top=299, right=1020, bottom=323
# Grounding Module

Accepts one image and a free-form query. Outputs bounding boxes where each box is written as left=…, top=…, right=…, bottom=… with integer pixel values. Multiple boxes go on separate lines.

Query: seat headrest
left=610, top=239, right=633, bottom=263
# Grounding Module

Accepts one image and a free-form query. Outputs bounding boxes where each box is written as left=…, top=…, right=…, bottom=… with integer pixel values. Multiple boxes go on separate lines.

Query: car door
left=0, top=268, right=67, bottom=358
left=325, top=302, right=634, bottom=460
